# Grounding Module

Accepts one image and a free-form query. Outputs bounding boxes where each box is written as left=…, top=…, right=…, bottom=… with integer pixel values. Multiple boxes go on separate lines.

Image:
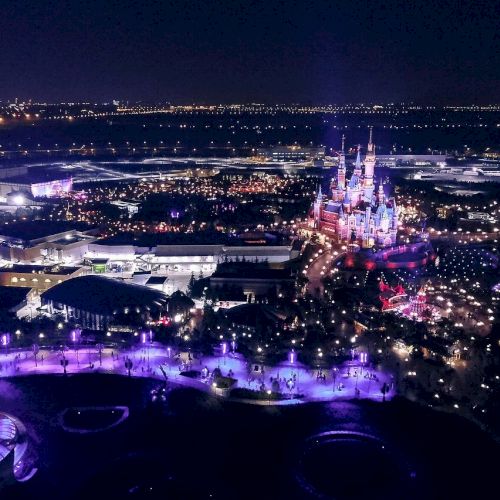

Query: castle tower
left=337, top=135, right=346, bottom=190
left=363, top=127, right=376, bottom=201
left=354, top=145, right=362, bottom=177
left=343, top=189, right=352, bottom=213
left=313, top=185, right=323, bottom=229
left=378, top=181, right=385, bottom=205
left=390, top=197, right=398, bottom=244
left=363, top=205, right=373, bottom=247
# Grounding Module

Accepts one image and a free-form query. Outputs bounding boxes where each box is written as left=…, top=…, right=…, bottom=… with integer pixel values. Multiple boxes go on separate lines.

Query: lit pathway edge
left=0, top=346, right=394, bottom=406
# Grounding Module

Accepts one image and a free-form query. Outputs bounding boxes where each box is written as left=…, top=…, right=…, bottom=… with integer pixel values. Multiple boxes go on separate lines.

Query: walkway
left=0, top=346, right=394, bottom=404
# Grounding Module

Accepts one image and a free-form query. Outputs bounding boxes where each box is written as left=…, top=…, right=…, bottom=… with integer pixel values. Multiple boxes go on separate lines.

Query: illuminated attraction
left=310, top=130, right=398, bottom=248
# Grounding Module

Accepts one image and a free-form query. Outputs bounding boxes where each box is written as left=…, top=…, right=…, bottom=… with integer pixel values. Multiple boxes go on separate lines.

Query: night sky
left=1, top=0, right=499, bottom=104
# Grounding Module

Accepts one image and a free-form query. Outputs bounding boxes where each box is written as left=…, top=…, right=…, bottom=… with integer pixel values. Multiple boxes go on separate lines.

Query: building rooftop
left=0, top=220, right=93, bottom=243
left=2, top=264, right=81, bottom=275
left=155, top=244, right=223, bottom=257
left=0, top=168, right=71, bottom=185
left=41, top=275, right=169, bottom=315
left=211, top=262, right=293, bottom=280
left=145, top=276, right=168, bottom=285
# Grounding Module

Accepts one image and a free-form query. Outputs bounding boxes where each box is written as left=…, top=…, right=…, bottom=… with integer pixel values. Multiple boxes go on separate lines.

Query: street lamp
left=221, top=342, right=227, bottom=366
left=96, top=343, right=104, bottom=367
left=32, top=344, right=39, bottom=368
left=71, top=329, right=81, bottom=366
left=1, top=333, right=10, bottom=355
left=60, top=346, right=69, bottom=375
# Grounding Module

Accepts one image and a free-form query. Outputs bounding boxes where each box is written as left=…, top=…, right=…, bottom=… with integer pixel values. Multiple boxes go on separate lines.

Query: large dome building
left=41, top=275, right=169, bottom=330
left=309, top=130, right=399, bottom=248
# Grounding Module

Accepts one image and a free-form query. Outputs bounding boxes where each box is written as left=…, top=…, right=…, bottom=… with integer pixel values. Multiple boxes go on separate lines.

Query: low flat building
left=86, top=239, right=296, bottom=274
left=377, top=154, right=449, bottom=168
left=255, top=146, right=325, bottom=162
left=209, top=262, right=295, bottom=302
left=0, top=221, right=97, bottom=263
left=0, top=170, right=72, bottom=198
left=0, top=264, right=85, bottom=292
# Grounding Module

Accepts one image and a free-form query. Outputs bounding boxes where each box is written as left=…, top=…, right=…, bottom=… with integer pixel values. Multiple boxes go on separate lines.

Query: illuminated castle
left=310, top=130, right=398, bottom=248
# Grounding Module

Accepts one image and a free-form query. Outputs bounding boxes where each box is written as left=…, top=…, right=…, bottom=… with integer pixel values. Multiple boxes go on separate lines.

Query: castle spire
left=337, top=135, right=347, bottom=190
left=354, top=145, right=362, bottom=175
left=363, top=129, right=375, bottom=200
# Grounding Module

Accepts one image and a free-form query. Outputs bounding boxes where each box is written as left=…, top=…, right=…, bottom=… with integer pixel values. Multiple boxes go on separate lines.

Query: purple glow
left=140, top=332, right=147, bottom=344
left=1, top=334, right=9, bottom=346
left=31, top=178, right=73, bottom=198
left=71, top=329, right=82, bottom=343
left=360, top=352, right=368, bottom=364
left=167, top=347, right=172, bottom=358
left=231, top=340, right=236, bottom=352
left=221, top=342, right=228, bottom=355
left=289, top=350, right=296, bottom=364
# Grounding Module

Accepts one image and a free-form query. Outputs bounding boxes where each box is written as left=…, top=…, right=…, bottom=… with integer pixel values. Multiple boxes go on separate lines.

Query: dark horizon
left=1, top=0, right=499, bottom=105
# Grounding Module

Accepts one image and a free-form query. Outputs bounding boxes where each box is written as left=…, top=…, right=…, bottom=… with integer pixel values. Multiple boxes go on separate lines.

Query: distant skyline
left=1, top=0, right=499, bottom=104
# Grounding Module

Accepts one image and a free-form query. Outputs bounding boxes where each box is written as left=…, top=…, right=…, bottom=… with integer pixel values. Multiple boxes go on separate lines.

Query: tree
left=187, top=272, right=196, bottom=297
left=381, top=382, right=389, bottom=402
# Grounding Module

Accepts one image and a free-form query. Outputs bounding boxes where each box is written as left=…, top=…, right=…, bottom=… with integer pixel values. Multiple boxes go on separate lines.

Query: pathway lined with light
left=0, top=345, right=394, bottom=404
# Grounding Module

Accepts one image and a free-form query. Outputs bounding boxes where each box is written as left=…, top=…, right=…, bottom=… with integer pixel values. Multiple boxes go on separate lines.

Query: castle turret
left=363, top=127, right=376, bottom=202
left=364, top=127, right=375, bottom=183
left=343, top=189, right=352, bottom=213
left=378, top=181, right=385, bottom=205
left=354, top=145, right=362, bottom=177
left=337, top=135, right=346, bottom=190
left=313, top=185, right=323, bottom=228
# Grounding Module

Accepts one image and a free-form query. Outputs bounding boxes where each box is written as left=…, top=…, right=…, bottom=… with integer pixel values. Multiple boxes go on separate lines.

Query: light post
left=71, top=329, right=81, bottom=366
left=1, top=333, right=10, bottom=356
left=359, top=352, right=368, bottom=376
left=267, top=389, right=272, bottom=405
left=96, top=343, right=104, bottom=367
left=221, top=342, right=227, bottom=366
left=32, top=344, right=39, bottom=368
left=332, top=367, right=338, bottom=392
left=60, top=346, right=69, bottom=375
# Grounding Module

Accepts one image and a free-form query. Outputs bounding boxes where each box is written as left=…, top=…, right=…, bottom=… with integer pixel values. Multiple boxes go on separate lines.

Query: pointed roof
left=355, top=146, right=362, bottom=170
left=348, top=174, right=360, bottom=188
left=338, top=135, right=346, bottom=171
left=367, top=127, right=375, bottom=154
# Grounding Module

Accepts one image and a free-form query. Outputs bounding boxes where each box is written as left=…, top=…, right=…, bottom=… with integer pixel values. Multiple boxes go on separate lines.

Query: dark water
left=0, top=374, right=497, bottom=499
